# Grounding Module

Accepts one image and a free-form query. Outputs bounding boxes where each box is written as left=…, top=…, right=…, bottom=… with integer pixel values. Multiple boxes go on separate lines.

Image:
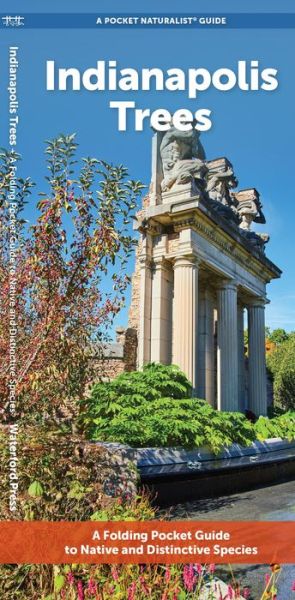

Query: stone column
left=247, top=298, right=267, bottom=416
left=237, top=303, right=246, bottom=412
left=197, top=286, right=215, bottom=405
left=150, top=259, right=172, bottom=364
left=217, top=281, right=238, bottom=411
left=172, top=256, right=199, bottom=392
left=138, top=256, right=152, bottom=367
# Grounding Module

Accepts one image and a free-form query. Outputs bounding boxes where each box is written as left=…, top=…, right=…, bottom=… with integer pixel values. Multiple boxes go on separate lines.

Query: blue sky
left=1, top=0, right=295, bottom=332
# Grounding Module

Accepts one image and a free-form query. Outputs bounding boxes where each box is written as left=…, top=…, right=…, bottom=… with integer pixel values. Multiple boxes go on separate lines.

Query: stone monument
left=128, top=126, right=281, bottom=416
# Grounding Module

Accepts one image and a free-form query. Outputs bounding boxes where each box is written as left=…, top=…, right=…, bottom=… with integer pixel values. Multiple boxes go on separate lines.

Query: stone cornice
left=140, top=195, right=282, bottom=284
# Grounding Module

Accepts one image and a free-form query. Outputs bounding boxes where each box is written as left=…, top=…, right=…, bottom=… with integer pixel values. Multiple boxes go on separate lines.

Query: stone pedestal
left=248, top=299, right=267, bottom=416
left=172, top=256, right=199, bottom=392
left=217, top=281, right=238, bottom=411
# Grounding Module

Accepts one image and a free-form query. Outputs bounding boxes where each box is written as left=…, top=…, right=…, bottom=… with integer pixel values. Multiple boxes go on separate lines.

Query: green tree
left=267, top=333, right=295, bottom=410
left=0, top=135, right=144, bottom=423
left=267, top=328, right=289, bottom=345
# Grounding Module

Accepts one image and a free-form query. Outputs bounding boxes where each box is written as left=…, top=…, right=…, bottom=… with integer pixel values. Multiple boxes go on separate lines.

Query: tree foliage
left=0, top=135, right=143, bottom=422
left=265, top=327, right=289, bottom=345
left=267, top=332, right=295, bottom=410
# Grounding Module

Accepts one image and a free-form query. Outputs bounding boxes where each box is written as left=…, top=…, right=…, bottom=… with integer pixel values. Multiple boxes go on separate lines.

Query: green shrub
left=267, top=333, right=295, bottom=410
left=1, top=560, right=267, bottom=600
left=80, top=363, right=295, bottom=452
left=80, top=363, right=257, bottom=453
left=254, top=412, right=295, bottom=441
left=0, top=425, right=139, bottom=521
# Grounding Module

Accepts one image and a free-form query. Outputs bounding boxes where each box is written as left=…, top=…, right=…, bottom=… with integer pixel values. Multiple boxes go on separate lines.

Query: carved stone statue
left=204, top=158, right=239, bottom=224
left=230, top=189, right=269, bottom=253
left=158, top=130, right=269, bottom=253
left=240, top=231, right=270, bottom=254
left=206, top=159, right=238, bottom=207
left=233, top=189, right=266, bottom=231
left=160, top=127, right=206, bottom=192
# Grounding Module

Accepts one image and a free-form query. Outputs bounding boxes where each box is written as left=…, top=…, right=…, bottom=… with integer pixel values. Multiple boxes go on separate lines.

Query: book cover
left=1, top=1, right=295, bottom=598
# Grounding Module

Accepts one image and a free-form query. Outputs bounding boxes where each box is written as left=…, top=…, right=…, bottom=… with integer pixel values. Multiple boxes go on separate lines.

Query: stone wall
left=116, top=326, right=138, bottom=372
left=91, top=327, right=138, bottom=381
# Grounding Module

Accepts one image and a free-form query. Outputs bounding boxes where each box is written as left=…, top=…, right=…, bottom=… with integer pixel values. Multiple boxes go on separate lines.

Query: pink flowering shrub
left=0, top=562, right=287, bottom=599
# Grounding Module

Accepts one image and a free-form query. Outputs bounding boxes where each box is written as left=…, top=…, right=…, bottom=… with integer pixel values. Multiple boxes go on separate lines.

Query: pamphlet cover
left=1, top=0, right=295, bottom=598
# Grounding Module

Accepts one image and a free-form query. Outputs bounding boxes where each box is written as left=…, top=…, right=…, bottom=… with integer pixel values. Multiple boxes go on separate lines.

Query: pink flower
left=87, top=578, right=97, bottom=595
left=111, top=566, right=119, bottom=581
left=217, top=583, right=223, bottom=600
left=67, top=572, right=75, bottom=585
left=243, top=588, right=251, bottom=599
left=195, top=563, right=203, bottom=576
left=127, top=581, right=137, bottom=600
left=77, top=580, right=84, bottom=600
left=208, top=564, right=216, bottom=574
left=165, top=566, right=171, bottom=581
left=227, top=585, right=234, bottom=599
left=139, top=576, right=149, bottom=595
left=183, top=564, right=197, bottom=592
left=265, top=573, right=271, bottom=585
left=292, top=581, right=295, bottom=592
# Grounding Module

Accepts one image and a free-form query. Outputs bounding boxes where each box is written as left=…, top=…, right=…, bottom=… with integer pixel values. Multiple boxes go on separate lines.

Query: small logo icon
left=2, top=16, right=25, bottom=27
